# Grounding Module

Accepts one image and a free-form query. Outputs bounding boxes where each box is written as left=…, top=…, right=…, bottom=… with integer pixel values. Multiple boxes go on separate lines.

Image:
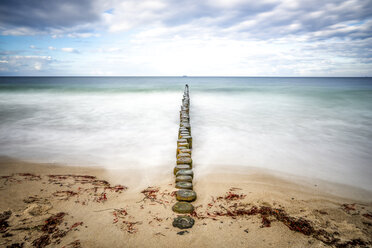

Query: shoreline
left=195, top=164, right=372, bottom=203
left=1, top=157, right=371, bottom=247
left=2, top=156, right=371, bottom=202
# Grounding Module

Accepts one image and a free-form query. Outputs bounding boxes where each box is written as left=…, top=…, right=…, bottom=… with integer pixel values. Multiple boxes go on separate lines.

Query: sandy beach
left=0, top=156, right=371, bottom=248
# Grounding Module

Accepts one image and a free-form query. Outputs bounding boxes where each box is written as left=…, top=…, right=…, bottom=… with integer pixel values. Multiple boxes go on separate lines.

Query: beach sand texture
left=0, top=157, right=371, bottom=248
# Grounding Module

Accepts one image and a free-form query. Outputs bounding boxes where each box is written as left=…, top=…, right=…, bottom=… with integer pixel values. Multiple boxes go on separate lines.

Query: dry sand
left=0, top=156, right=371, bottom=248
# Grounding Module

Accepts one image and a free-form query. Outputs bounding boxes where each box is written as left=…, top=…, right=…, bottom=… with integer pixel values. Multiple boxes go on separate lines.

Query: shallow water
left=1, top=77, right=371, bottom=190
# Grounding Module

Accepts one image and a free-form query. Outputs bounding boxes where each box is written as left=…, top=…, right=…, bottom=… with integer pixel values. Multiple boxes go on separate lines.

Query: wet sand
left=0, top=157, right=371, bottom=248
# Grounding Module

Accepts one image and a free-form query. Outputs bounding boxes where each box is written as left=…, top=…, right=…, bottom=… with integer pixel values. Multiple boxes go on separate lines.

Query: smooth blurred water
left=0, top=77, right=372, bottom=190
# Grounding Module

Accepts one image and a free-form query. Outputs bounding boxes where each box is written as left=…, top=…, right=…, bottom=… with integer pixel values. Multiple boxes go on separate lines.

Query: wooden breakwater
left=172, top=84, right=196, bottom=229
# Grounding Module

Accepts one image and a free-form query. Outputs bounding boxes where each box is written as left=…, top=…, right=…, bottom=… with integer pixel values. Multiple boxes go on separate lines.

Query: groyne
left=172, top=84, right=196, bottom=229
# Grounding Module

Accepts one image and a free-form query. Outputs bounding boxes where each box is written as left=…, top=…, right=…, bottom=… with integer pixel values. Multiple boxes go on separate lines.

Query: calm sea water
left=0, top=77, right=372, bottom=190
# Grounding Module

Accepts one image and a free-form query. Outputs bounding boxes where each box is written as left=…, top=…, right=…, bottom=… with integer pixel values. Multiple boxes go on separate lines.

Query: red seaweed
left=41, top=212, right=66, bottom=233
left=190, top=192, right=370, bottom=247
left=362, top=213, right=372, bottom=220
left=104, top=184, right=128, bottom=192
left=0, top=210, right=11, bottom=233
left=62, top=240, right=82, bottom=248
left=17, top=173, right=41, bottom=181
left=341, top=203, right=356, bottom=213
left=52, top=190, right=78, bottom=200
left=141, top=187, right=159, bottom=200
left=70, top=222, right=83, bottom=230
left=123, top=221, right=141, bottom=234
left=138, top=187, right=169, bottom=205
left=95, top=192, right=107, bottom=202
left=32, top=234, right=50, bottom=248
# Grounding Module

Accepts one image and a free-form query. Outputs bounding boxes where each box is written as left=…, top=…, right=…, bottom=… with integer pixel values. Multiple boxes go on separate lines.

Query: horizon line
left=0, top=76, right=371, bottom=78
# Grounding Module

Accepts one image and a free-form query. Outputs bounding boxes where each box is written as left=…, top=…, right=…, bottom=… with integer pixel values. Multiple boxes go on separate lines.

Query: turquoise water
left=1, top=77, right=372, bottom=190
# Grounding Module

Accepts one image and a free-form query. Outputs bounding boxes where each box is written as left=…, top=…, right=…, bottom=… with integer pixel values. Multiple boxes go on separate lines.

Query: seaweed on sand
left=191, top=192, right=371, bottom=248
left=0, top=210, right=11, bottom=233
left=31, top=212, right=84, bottom=247
left=41, top=212, right=66, bottom=233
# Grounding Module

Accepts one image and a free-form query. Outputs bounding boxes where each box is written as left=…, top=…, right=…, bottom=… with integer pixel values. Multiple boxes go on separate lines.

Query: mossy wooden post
left=172, top=84, right=196, bottom=229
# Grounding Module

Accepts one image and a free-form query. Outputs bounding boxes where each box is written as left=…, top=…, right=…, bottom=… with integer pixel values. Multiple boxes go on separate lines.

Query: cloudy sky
left=0, top=0, right=371, bottom=76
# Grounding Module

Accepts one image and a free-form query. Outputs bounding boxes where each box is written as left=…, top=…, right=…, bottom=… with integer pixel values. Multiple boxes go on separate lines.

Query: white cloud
left=34, top=62, right=42, bottom=70
left=1, top=0, right=371, bottom=76
left=0, top=55, right=53, bottom=74
left=103, top=0, right=169, bottom=32
left=66, top=27, right=371, bottom=76
left=95, top=47, right=123, bottom=53
left=61, top=47, right=80, bottom=53
left=207, top=0, right=277, bottom=9
left=1, top=26, right=45, bottom=36
left=67, top=32, right=100, bottom=38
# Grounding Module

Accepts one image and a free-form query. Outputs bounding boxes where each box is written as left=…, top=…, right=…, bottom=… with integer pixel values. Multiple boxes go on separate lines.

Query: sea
left=0, top=77, right=371, bottom=191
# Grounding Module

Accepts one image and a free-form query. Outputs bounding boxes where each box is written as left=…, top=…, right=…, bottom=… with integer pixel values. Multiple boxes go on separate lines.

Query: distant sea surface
left=1, top=77, right=372, bottom=190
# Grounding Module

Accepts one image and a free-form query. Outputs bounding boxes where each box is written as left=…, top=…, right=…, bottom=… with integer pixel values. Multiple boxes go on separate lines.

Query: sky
left=0, top=0, right=371, bottom=76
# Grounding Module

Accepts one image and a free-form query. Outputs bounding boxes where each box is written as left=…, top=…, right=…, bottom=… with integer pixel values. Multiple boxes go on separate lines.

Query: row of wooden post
left=172, top=85, right=196, bottom=228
